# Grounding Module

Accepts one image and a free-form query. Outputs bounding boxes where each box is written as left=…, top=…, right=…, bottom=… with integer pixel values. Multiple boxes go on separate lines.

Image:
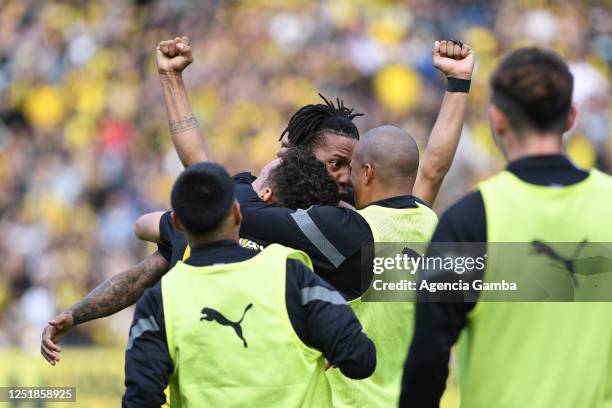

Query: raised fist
left=433, top=40, right=474, bottom=80
left=156, top=36, right=193, bottom=74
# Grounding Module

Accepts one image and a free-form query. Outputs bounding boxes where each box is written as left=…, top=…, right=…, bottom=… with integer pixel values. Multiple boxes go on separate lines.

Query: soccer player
left=122, top=162, right=375, bottom=407
left=400, top=48, right=612, bottom=408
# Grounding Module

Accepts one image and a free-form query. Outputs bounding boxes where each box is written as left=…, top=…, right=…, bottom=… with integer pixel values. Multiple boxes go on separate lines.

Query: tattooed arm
left=41, top=251, right=169, bottom=365
left=157, top=36, right=210, bottom=167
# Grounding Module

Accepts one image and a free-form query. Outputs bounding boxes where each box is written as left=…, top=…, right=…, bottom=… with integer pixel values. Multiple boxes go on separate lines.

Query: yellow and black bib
left=326, top=203, right=438, bottom=407
left=162, top=244, right=331, bottom=408
left=459, top=169, right=612, bottom=408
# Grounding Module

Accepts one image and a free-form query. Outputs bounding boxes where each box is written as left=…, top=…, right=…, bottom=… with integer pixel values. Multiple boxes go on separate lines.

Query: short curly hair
left=268, top=148, right=340, bottom=209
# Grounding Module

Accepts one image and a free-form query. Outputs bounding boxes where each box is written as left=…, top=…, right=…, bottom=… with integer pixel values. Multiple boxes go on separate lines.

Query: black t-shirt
left=158, top=172, right=427, bottom=300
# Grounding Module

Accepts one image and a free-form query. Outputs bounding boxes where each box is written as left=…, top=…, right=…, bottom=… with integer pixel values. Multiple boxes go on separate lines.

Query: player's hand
left=156, top=36, right=193, bottom=75
left=40, top=311, right=74, bottom=366
left=433, top=40, right=474, bottom=80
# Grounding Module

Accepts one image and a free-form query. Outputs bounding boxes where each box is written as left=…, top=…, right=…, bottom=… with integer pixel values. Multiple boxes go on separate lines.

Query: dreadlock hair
left=267, top=148, right=340, bottom=209
left=280, top=93, right=364, bottom=151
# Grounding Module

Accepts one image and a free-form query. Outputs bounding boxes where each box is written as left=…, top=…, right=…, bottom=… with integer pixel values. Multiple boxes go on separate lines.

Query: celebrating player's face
left=311, top=133, right=357, bottom=197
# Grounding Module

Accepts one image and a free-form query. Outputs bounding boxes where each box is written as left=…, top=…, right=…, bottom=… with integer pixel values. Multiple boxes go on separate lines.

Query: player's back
left=459, top=169, right=612, bottom=408
left=162, top=244, right=331, bottom=408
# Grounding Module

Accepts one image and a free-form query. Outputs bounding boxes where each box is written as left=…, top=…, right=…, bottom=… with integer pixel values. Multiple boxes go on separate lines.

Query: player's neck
left=359, top=184, right=414, bottom=209
left=185, top=229, right=240, bottom=248
left=505, top=132, right=563, bottom=162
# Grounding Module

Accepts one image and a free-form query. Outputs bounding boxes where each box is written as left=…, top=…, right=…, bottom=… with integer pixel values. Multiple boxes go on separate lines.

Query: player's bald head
left=353, top=125, right=419, bottom=185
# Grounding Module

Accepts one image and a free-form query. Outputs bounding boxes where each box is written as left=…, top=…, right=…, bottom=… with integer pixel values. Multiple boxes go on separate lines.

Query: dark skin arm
left=41, top=251, right=169, bottom=365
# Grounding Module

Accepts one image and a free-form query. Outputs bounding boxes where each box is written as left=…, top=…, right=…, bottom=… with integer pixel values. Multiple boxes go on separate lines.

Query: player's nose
left=336, top=173, right=351, bottom=194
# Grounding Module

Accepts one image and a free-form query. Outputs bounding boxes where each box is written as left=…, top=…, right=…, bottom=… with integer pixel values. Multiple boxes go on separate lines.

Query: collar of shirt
left=364, top=195, right=423, bottom=209
left=506, top=154, right=589, bottom=186
left=186, top=239, right=256, bottom=267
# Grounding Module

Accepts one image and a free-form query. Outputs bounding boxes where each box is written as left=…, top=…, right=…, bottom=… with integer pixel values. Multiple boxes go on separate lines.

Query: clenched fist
left=156, top=36, right=193, bottom=74
left=433, top=40, right=474, bottom=80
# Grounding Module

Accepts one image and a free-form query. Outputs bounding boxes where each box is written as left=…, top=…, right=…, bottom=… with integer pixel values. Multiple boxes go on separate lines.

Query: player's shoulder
left=232, top=172, right=256, bottom=184
left=433, top=190, right=486, bottom=243
left=159, top=210, right=178, bottom=245
left=309, top=205, right=368, bottom=227
left=233, top=172, right=267, bottom=207
left=159, top=210, right=172, bottom=230
left=285, top=258, right=336, bottom=291
left=442, top=190, right=484, bottom=217
left=306, top=205, right=372, bottom=252
left=590, top=169, right=612, bottom=186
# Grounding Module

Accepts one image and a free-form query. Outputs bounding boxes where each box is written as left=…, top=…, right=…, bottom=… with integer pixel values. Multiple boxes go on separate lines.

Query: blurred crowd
left=0, top=0, right=610, bottom=351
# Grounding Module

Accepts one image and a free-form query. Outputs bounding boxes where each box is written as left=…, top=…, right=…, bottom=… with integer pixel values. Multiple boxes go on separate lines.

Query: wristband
left=447, top=77, right=471, bottom=93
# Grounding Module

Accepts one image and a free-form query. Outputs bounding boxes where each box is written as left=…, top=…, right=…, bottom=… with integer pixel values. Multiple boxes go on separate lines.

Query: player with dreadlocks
left=282, top=94, right=363, bottom=148
left=278, top=94, right=363, bottom=198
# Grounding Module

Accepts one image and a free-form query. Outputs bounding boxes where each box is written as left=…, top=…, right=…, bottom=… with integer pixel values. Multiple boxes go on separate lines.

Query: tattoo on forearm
left=69, top=252, right=169, bottom=325
left=169, top=115, right=199, bottom=136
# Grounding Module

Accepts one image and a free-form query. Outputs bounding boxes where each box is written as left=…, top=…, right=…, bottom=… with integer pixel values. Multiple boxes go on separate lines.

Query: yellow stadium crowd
left=0, top=0, right=610, bottom=353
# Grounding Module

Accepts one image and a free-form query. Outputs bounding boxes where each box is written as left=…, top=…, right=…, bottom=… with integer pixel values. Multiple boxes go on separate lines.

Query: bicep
left=135, top=211, right=166, bottom=243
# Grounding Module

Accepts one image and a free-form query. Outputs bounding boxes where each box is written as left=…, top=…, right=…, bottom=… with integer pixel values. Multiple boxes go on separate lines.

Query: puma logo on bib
left=531, top=239, right=588, bottom=285
left=200, top=304, right=253, bottom=348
